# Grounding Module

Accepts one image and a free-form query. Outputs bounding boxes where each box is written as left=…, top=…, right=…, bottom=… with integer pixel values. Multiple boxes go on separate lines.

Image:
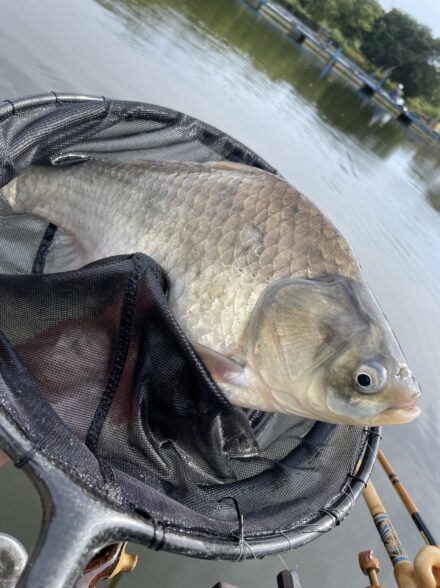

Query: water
left=0, top=0, right=439, bottom=586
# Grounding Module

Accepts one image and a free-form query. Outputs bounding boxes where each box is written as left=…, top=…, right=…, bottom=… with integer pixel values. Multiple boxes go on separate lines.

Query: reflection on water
left=410, top=144, right=440, bottom=211
left=0, top=0, right=440, bottom=587
left=100, top=0, right=406, bottom=158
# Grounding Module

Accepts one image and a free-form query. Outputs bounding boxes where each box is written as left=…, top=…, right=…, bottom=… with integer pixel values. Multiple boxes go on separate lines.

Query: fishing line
left=277, top=553, right=291, bottom=571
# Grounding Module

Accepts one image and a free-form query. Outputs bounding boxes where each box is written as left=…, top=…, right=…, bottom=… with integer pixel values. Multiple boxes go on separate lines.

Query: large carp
left=0, top=160, right=421, bottom=425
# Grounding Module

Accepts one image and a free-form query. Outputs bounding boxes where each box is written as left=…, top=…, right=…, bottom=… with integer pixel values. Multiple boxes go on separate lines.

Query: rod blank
left=378, top=450, right=437, bottom=546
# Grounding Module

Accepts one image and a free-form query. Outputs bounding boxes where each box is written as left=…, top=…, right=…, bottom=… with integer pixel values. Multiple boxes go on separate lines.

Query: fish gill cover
left=0, top=94, right=375, bottom=556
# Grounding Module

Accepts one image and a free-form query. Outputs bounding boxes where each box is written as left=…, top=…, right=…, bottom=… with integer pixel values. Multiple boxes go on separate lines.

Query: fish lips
left=376, top=406, right=421, bottom=425
left=377, top=395, right=422, bottom=425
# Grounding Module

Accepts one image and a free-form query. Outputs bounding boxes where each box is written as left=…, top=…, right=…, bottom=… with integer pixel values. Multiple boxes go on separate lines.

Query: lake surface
left=0, top=1, right=439, bottom=586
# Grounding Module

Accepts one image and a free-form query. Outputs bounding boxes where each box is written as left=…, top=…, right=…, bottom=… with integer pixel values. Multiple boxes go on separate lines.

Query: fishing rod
left=362, top=479, right=440, bottom=587
left=359, top=549, right=385, bottom=587
left=378, top=449, right=437, bottom=547
left=75, top=543, right=137, bottom=588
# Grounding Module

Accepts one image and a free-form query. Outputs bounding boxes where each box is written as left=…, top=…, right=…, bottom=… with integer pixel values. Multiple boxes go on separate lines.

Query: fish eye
left=354, top=362, right=386, bottom=395
left=357, top=373, right=371, bottom=387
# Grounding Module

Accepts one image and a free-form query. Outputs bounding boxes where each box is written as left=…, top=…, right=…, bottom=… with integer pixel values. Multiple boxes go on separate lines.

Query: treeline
left=283, top=0, right=440, bottom=114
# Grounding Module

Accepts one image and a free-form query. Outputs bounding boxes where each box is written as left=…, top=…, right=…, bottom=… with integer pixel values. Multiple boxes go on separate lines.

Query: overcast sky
left=378, top=0, right=440, bottom=37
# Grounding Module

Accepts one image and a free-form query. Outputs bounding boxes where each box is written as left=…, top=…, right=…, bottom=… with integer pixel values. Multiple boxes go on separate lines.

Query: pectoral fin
left=192, top=342, right=268, bottom=410
left=192, top=342, right=247, bottom=386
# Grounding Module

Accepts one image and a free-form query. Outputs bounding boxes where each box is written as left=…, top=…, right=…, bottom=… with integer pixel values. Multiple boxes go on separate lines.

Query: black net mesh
left=0, top=94, right=374, bottom=553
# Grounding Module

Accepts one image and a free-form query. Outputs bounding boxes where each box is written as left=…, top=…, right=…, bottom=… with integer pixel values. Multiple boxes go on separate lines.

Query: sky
left=379, top=0, right=440, bottom=37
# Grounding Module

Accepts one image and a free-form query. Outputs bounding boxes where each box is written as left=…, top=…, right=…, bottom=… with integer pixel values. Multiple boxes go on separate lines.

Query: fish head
left=246, top=276, right=421, bottom=425
left=318, top=332, right=421, bottom=426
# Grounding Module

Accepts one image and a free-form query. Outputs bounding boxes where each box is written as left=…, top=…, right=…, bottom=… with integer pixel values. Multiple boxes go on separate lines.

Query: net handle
left=0, top=413, right=154, bottom=588
left=19, top=467, right=153, bottom=588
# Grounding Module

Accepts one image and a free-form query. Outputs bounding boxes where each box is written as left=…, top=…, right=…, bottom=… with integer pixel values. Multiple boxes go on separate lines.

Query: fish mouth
left=378, top=399, right=421, bottom=424
left=394, top=398, right=419, bottom=411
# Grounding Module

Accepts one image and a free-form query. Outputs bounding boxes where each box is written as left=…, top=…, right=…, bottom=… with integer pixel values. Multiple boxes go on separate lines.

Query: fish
left=0, top=159, right=421, bottom=425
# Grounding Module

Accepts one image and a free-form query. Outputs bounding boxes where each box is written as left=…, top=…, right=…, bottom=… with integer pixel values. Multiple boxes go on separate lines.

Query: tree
left=300, top=0, right=339, bottom=25
left=337, top=0, right=383, bottom=43
left=362, top=9, right=440, bottom=69
left=362, top=9, right=440, bottom=99
left=393, top=62, right=440, bottom=100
